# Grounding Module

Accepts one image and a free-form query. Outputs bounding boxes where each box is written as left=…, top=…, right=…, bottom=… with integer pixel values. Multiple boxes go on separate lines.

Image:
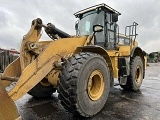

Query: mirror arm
left=87, top=32, right=96, bottom=45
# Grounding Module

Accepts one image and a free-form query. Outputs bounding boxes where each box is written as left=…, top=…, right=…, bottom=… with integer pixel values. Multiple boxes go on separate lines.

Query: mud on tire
left=58, top=52, right=110, bottom=117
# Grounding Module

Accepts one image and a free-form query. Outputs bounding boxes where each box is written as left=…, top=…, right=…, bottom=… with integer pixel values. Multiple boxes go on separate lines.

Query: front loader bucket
left=1, top=57, right=21, bottom=88
left=0, top=79, right=21, bottom=120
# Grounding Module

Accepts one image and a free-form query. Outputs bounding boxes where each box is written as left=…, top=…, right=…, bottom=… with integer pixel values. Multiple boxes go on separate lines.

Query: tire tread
left=58, top=52, right=106, bottom=117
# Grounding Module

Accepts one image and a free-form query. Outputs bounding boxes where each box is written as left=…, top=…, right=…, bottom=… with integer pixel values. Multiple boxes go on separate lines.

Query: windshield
left=77, top=10, right=104, bottom=36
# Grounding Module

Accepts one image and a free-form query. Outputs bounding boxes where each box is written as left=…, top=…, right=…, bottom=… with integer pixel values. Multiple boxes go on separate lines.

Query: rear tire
left=120, top=56, right=143, bottom=91
left=28, top=78, right=56, bottom=98
left=58, top=52, right=110, bottom=117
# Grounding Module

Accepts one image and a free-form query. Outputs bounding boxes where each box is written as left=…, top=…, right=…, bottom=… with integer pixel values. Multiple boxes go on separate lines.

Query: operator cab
left=74, top=3, right=121, bottom=49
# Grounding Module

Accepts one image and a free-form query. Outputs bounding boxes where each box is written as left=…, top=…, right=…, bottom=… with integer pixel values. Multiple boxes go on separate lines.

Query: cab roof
left=74, top=3, right=121, bottom=17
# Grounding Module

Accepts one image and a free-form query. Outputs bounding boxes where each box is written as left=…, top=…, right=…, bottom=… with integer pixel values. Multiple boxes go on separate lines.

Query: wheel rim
left=87, top=70, right=104, bottom=101
left=135, top=66, right=142, bottom=83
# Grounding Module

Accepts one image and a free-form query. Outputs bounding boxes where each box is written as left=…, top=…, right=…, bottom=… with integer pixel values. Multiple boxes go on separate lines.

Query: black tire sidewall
left=77, top=56, right=110, bottom=116
left=28, top=82, right=56, bottom=98
left=131, top=57, right=143, bottom=90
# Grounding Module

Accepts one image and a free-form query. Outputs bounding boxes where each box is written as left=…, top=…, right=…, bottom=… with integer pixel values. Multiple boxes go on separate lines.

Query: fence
left=0, top=50, right=19, bottom=73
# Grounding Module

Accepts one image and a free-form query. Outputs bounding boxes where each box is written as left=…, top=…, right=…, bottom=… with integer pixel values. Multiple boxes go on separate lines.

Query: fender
left=77, top=45, right=114, bottom=86
left=130, top=46, right=144, bottom=59
left=130, top=46, right=145, bottom=78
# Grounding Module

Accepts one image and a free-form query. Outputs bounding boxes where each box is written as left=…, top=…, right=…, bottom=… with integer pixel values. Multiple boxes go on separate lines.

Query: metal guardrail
left=0, top=50, right=19, bottom=73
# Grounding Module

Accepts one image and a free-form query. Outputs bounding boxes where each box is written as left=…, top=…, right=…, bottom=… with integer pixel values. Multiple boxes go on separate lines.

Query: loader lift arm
left=1, top=18, right=87, bottom=101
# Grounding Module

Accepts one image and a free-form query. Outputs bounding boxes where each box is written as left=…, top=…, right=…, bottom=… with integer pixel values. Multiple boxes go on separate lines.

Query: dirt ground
left=15, top=63, right=160, bottom=120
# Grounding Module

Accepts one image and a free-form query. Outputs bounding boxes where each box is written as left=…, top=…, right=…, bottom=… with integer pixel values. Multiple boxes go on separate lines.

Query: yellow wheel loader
left=0, top=3, right=146, bottom=118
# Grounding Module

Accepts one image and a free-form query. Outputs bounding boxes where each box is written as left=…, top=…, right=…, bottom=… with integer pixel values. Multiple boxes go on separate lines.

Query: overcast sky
left=0, top=0, right=160, bottom=53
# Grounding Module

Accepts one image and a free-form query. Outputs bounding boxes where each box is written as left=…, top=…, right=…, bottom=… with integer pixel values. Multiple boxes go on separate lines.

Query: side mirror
left=87, top=25, right=103, bottom=45
left=112, top=13, right=118, bottom=22
left=93, top=25, right=103, bottom=33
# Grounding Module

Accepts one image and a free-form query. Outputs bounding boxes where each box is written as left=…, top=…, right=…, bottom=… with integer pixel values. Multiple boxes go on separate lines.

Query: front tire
left=120, top=56, right=144, bottom=91
left=58, top=52, right=110, bottom=117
